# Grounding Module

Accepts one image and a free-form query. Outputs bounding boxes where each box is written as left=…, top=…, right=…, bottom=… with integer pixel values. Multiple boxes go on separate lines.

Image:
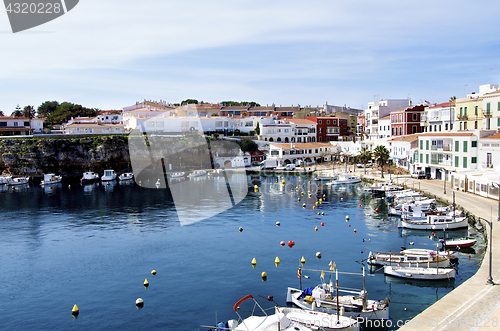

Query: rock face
left=0, top=136, right=130, bottom=176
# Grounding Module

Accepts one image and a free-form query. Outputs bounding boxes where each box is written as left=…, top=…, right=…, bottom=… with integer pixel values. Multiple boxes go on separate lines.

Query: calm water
left=0, top=175, right=483, bottom=330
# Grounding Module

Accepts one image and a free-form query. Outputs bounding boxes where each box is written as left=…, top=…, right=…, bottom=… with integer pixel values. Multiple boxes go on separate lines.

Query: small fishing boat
left=367, top=249, right=451, bottom=268
left=81, top=171, right=99, bottom=184
left=8, top=176, right=29, bottom=186
left=101, top=169, right=117, bottom=181
left=40, top=173, right=62, bottom=185
left=440, top=238, right=477, bottom=248
left=398, top=214, right=468, bottom=230
left=326, top=174, right=361, bottom=185
left=169, top=172, right=185, bottom=179
left=118, top=173, right=134, bottom=181
left=279, top=307, right=360, bottom=330
left=384, top=265, right=456, bottom=280
left=314, top=172, right=338, bottom=181
left=188, top=170, right=207, bottom=178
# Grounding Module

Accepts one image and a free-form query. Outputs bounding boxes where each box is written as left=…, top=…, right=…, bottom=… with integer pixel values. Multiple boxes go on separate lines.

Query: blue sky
left=1, top=0, right=499, bottom=114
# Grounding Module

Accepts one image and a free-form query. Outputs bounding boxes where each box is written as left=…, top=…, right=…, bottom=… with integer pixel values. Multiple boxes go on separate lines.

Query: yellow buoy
left=144, top=278, right=149, bottom=287
left=301, top=256, right=305, bottom=263
left=151, top=270, right=156, bottom=275
left=315, top=201, right=318, bottom=206
left=317, top=212, right=320, bottom=215
left=261, top=271, right=267, bottom=277
left=312, top=205, right=316, bottom=210
left=315, top=226, right=318, bottom=232
left=301, top=192, right=304, bottom=196
left=251, top=258, right=257, bottom=265
left=72, top=304, right=79, bottom=316
left=275, top=257, right=280, bottom=263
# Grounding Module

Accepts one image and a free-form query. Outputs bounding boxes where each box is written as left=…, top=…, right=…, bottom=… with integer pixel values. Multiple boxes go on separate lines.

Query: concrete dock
left=350, top=167, right=500, bottom=331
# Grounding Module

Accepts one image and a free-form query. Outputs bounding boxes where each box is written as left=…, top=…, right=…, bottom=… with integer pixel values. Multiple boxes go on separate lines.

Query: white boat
left=40, top=173, right=62, bottom=185
left=188, top=170, right=207, bottom=178
left=8, top=176, right=29, bottom=185
left=211, top=294, right=315, bottom=331
left=0, top=175, right=12, bottom=184
left=384, top=265, right=456, bottom=280
left=118, top=173, right=134, bottom=181
left=441, top=238, right=477, bottom=248
left=169, top=172, right=185, bottom=179
left=388, top=199, right=436, bottom=217
left=279, top=307, right=360, bottom=331
left=101, top=169, right=117, bottom=181
left=314, top=172, right=338, bottom=181
left=398, top=215, right=468, bottom=230
left=81, top=171, right=99, bottom=184
left=326, top=174, right=361, bottom=185
left=367, top=249, right=451, bottom=268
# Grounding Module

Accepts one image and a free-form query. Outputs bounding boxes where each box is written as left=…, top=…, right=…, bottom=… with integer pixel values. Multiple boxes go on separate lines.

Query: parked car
left=411, top=170, right=426, bottom=179
left=284, top=164, right=296, bottom=171
left=252, top=161, right=261, bottom=166
left=356, top=162, right=373, bottom=168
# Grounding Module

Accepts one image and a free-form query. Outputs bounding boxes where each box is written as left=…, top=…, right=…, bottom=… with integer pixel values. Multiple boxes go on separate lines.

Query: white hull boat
left=279, top=307, right=360, bottom=331
left=188, top=170, right=207, bottom=178
left=0, top=175, right=12, bottom=184
left=441, top=238, right=477, bottom=248
left=314, top=172, right=338, bottom=181
left=367, top=250, right=451, bottom=268
left=118, top=173, right=134, bottom=181
left=101, top=169, right=117, bottom=181
left=8, top=176, right=29, bottom=185
left=287, top=285, right=389, bottom=321
left=81, top=171, right=99, bottom=184
left=169, top=172, right=185, bottom=179
left=40, top=173, right=62, bottom=185
left=398, top=215, right=468, bottom=230
left=326, top=174, right=361, bottom=185
left=384, top=265, right=456, bottom=280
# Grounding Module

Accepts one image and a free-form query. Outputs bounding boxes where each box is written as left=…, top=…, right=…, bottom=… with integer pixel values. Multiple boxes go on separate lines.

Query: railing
left=443, top=144, right=452, bottom=151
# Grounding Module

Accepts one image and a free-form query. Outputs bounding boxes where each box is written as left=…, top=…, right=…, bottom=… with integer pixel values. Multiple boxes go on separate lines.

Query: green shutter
left=426, top=154, right=429, bottom=164
left=455, top=156, right=459, bottom=167
left=420, top=140, right=423, bottom=150
left=464, top=107, right=467, bottom=116
left=463, top=141, right=467, bottom=153
left=463, top=157, right=467, bottom=168
left=420, top=154, right=423, bottom=163
left=487, top=103, right=491, bottom=115
left=426, top=140, right=429, bottom=150
left=498, top=117, right=500, bottom=127
left=455, top=141, right=459, bottom=152
left=472, top=157, right=477, bottom=164
left=460, top=107, right=463, bottom=116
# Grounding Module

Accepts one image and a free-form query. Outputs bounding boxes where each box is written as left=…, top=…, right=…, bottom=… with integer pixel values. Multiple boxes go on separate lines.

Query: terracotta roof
left=418, top=132, right=476, bottom=137
left=389, top=134, right=420, bottom=142
left=379, top=115, right=391, bottom=120
left=270, top=142, right=332, bottom=150
left=0, top=116, right=42, bottom=120
left=0, top=127, right=30, bottom=131
left=428, top=101, right=455, bottom=109
left=288, top=119, right=316, bottom=125
left=250, top=106, right=275, bottom=111
left=482, top=132, right=500, bottom=139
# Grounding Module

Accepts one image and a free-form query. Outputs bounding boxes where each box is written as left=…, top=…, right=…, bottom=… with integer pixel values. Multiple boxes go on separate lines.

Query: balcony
left=457, top=115, right=468, bottom=120
left=431, top=159, right=452, bottom=166
left=443, top=144, right=452, bottom=151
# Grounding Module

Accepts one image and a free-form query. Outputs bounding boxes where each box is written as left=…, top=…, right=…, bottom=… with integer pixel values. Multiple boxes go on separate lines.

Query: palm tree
left=359, top=146, right=372, bottom=174
left=23, top=105, right=36, bottom=135
left=373, top=145, right=390, bottom=178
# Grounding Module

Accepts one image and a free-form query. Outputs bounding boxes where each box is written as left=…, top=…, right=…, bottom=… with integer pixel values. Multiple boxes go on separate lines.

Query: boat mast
left=336, top=269, right=339, bottom=323
left=362, top=267, right=367, bottom=311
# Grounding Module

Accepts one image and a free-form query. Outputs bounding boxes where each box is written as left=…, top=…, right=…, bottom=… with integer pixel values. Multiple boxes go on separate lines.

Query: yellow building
left=482, top=89, right=500, bottom=130
left=455, top=95, right=484, bottom=131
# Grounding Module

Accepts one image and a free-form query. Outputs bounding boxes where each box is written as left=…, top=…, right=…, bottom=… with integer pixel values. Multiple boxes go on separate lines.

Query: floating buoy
left=261, top=271, right=267, bottom=278
left=315, top=201, right=318, bottom=206
left=348, top=224, right=351, bottom=227
left=301, top=192, right=304, bottom=196
left=375, top=208, right=379, bottom=213
left=275, top=257, right=280, bottom=264
left=469, top=254, right=471, bottom=259
left=359, top=204, right=362, bottom=207
left=144, top=279, right=149, bottom=287
left=68, top=184, right=71, bottom=188
left=317, top=212, right=320, bottom=215
left=345, top=215, right=350, bottom=221
left=282, top=179, right=285, bottom=185
left=151, top=270, right=156, bottom=275
left=280, top=241, right=285, bottom=246
left=276, top=221, right=280, bottom=226
left=409, top=242, right=414, bottom=245
left=321, top=222, right=325, bottom=226
left=72, top=304, right=79, bottom=316
left=267, top=296, right=273, bottom=301
left=308, top=191, right=310, bottom=194
left=431, top=232, right=435, bottom=236
left=316, top=252, right=321, bottom=258
left=297, top=198, right=300, bottom=202
left=136, top=298, right=144, bottom=308
left=340, top=197, right=343, bottom=201
left=312, top=205, right=316, bottom=210
left=321, top=212, right=324, bottom=216
left=363, top=239, right=366, bottom=242
left=361, top=251, right=363, bottom=254
left=239, top=227, right=243, bottom=232
left=354, top=229, right=357, bottom=233
left=251, top=258, right=257, bottom=265
left=254, top=185, right=258, bottom=189
left=315, top=226, right=318, bottom=232
left=302, top=203, right=306, bottom=208
left=301, top=256, right=305, bottom=263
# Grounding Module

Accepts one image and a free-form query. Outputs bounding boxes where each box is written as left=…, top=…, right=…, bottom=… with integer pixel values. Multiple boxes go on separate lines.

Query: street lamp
left=478, top=217, right=494, bottom=285
left=443, top=168, right=447, bottom=194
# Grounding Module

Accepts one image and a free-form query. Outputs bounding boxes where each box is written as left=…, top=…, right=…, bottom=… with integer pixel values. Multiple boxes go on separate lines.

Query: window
left=439, top=125, right=441, bottom=132
left=459, top=122, right=463, bottom=130
left=392, top=127, right=395, bottom=135
left=24, top=122, right=29, bottom=126
left=472, top=157, right=477, bottom=164
left=413, top=113, right=417, bottom=121
left=463, top=141, right=467, bottom=153
left=319, top=136, right=322, bottom=142
left=498, top=117, right=500, bottom=128
left=475, top=106, right=478, bottom=115
left=412, top=125, right=417, bottom=134
left=420, top=140, right=423, bottom=150
left=327, top=120, right=330, bottom=125
left=459, top=107, right=463, bottom=116
left=445, top=123, right=448, bottom=130
left=455, top=156, right=459, bottom=167
left=399, top=127, right=402, bottom=135
left=464, top=122, right=467, bottom=130
left=487, top=103, right=491, bottom=115
left=475, top=121, right=478, bottom=129
left=420, top=154, right=423, bottom=163
left=319, top=128, right=322, bottom=133
left=13, top=122, right=18, bottom=126
left=319, top=120, right=322, bottom=124
left=464, top=107, right=467, bottom=116
left=426, top=154, right=429, bottom=164
left=426, top=140, right=429, bottom=150
left=455, top=141, right=459, bottom=152
left=472, top=141, right=477, bottom=147
left=463, top=157, right=467, bottom=168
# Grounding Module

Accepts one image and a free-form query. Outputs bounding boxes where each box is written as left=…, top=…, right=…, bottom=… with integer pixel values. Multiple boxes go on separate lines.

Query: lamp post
left=443, top=169, right=447, bottom=194
left=479, top=217, right=494, bottom=285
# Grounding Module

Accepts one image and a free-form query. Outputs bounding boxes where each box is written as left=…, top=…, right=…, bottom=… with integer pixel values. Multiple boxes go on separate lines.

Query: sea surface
left=0, top=175, right=484, bottom=330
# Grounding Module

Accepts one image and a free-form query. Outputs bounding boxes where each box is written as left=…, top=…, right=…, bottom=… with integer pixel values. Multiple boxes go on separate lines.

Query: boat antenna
left=336, top=269, right=339, bottom=323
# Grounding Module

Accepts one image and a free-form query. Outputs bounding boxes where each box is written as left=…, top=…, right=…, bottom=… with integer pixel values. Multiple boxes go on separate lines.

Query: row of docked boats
left=81, top=170, right=134, bottom=184
left=314, top=172, right=362, bottom=185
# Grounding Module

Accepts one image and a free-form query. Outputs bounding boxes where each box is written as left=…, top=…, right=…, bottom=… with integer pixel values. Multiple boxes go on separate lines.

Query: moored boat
left=398, top=214, right=468, bottom=230
left=81, top=171, right=99, bottom=184
left=367, top=249, right=451, bottom=268
left=40, top=173, right=62, bottom=185
left=441, top=238, right=477, bottom=248
left=0, top=175, right=12, bottom=185
left=326, top=174, right=361, bottom=185
left=118, top=173, right=134, bottom=181
left=188, top=170, right=207, bottom=178
left=169, top=171, right=185, bottom=179
left=8, top=176, right=29, bottom=186
left=314, top=171, right=338, bottom=181
left=101, top=169, right=117, bottom=181
left=384, top=265, right=456, bottom=280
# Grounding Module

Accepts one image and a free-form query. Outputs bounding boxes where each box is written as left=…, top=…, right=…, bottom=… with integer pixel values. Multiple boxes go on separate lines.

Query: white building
left=378, top=115, right=391, bottom=139
left=365, top=99, right=411, bottom=140
left=0, top=116, right=44, bottom=135
left=260, top=118, right=317, bottom=143
left=388, top=134, right=419, bottom=171
left=268, top=142, right=333, bottom=165
left=421, top=101, right=455, bottom=133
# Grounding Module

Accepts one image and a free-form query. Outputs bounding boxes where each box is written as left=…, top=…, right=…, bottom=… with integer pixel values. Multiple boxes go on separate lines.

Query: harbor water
left=0, top=175, right=483, bottom=330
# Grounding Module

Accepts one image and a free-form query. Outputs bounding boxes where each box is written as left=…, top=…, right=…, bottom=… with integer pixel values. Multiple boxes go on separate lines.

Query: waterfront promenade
left=349, top=167, right=500, bottom=331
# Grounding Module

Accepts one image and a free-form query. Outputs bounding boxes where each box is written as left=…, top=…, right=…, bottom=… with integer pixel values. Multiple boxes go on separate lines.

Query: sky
left=1, top=0, right=499, bottom=114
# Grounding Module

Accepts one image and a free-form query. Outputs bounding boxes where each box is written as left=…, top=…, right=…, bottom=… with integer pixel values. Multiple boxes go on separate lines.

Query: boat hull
left=398, top=217, right=468, bottom=230
left=384, top=265, right=456, bottom=280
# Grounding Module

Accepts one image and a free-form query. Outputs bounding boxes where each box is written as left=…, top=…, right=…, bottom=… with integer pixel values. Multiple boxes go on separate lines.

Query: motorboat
left=169, top=172, right=185, bottom=179
left=326, top=174, right=361, bottom=185
left=367, top=249, right=451, bottom=268
left=314, top=172, right=338, bottom=181
left=0, top=175, right=12, bottom=184
left=278, top=307, right=360, bottom=330
left=81, top=171, right=99, bottom=184
left=388, top=199, right=436, bottom=217
left=118, top=173, right=134, bottom=181
left=440, top=238, right=477, bottom=249
left=8, top=176, right=29, bottom=186
left=384, top=265, right=456, bottom=280
left=101, top=169, right=117, bottom=181
left=398, top=215, right=468, bottom=230
left=188, top=170, right=207, bottom=178
left=40, top=173, right=62, bottom=185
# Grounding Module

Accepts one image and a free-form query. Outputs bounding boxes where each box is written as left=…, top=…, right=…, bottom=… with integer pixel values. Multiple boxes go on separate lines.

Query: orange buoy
left=280, top=241, right=285, bottom=246
left=354, top=229, right=357, bottom=233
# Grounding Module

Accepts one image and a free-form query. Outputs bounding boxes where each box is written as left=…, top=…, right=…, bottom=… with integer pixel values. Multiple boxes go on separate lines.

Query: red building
left=390, top=105, right=425, bottom=137
left=306, top=116, right=348, bottom=142
left=251, top=149, right=265, bottom=163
